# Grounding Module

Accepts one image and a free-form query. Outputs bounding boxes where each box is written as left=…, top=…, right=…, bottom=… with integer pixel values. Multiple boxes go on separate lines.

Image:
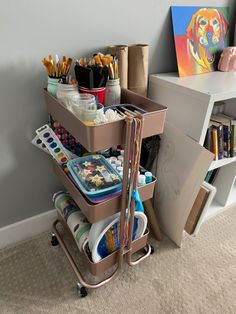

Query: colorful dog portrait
left=171, top=6, right=229, bottom=77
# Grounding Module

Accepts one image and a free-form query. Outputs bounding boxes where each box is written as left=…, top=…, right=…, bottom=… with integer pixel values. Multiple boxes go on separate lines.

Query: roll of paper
left=67, top=211, right=91, bottom=252
left=128, top=44, right=149, bottom=97
left=143, top=199, right=162, bottom=241
left=108, top=45, right=128, bottom=89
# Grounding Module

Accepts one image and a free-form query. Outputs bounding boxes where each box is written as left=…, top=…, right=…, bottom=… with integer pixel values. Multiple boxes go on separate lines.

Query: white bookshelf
left=209, top=156, right=236, bottom=171
left=149, top=71, right=236, bottom=228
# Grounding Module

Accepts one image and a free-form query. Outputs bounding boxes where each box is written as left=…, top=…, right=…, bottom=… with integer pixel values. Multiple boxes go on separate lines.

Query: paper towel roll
left=128, top=44, right=149, bottom=97
left=108, top=45, right=128, bottom=89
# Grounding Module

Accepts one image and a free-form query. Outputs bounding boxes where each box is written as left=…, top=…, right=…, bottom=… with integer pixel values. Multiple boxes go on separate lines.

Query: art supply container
left=117, top=155, right=124, bottom=163
left=70, top=93, right=97, bottom=123
left=79, top=86, right=106, bottom=104
left=67, top=155, right=122, bottom=198
left=138, top=174, right=146, bottom=186
left=145, top=172, right=153, bottom=184
left=57, top=82, right=79, bottom=109
left=104, top=78, right=121, bottom=106
left=47, top=77, right=60, bottom=97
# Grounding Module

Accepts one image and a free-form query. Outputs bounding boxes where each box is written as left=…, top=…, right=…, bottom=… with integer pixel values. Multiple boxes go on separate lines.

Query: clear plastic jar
left=104, top=78, right=121, bottom=106
left=70, top=93, right=97, bottom=122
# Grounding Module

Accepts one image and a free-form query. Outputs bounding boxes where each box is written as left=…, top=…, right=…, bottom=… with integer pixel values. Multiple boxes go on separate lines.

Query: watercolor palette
left=36, top=124, right=70, bottom=164
left=32, top=134, right=50, bottom=154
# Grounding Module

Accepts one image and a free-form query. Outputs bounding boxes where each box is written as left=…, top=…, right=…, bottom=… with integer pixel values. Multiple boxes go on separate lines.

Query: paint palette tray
left=67, top=155, right=122, bottom=198
left=44, top=88, right=167, bottom=152
left=36, top=124, right=70, bottom=164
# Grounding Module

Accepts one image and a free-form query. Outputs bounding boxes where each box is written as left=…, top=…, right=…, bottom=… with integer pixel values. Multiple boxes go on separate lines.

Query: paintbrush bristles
left=42, top=54, right=72, bottom=78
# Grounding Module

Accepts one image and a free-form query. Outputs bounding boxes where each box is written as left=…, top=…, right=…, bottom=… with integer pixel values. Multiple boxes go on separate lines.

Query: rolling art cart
left=44, top=88, right=167, bottom=297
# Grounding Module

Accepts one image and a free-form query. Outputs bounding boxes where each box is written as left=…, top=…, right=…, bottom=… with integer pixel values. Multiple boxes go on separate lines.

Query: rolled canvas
left=128, top=44, right=149, bottom=97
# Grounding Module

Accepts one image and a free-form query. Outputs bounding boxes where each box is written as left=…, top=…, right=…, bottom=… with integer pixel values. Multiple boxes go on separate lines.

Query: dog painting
left=171, top=6, right=229, bottom=77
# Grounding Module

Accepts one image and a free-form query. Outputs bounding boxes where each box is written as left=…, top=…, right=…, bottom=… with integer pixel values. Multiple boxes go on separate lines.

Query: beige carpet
left=0, top=207, right=236, bottom=314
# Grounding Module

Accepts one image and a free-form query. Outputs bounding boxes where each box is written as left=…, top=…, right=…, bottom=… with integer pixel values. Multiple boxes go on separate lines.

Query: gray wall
left=0, top=0, right=235, bottom=227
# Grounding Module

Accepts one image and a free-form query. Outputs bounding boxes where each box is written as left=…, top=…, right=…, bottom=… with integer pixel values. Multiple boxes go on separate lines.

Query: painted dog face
left=186, top=8, right=228, bottom=48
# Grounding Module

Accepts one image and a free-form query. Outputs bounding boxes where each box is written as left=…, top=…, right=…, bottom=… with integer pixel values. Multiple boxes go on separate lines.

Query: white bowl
left=89, top=211, right=147, bottom=263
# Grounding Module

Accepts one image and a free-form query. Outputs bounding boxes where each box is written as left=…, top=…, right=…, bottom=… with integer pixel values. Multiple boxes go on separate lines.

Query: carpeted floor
left=0, top=207, right=236, bottom=314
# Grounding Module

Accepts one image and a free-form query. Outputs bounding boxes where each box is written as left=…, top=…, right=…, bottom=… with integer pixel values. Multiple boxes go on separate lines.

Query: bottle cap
left=117, top=166, right=123, bottom=173
left=118, top=155, right=124, bottom=162
left=115, top=160, right=122, bottom=167
left=138, top=174, right=146, bottom=186
left=145, top=171, right=153, bottom=184
left=110, top=156, right=117, bottom=163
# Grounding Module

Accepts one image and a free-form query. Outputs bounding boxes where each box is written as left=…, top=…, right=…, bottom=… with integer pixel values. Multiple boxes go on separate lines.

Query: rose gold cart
left=44, top=88, right=167, bottom=297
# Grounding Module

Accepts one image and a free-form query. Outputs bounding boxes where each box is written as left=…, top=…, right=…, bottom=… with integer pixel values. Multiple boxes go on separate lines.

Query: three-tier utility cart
left=44, top=88, right=167, bottom=297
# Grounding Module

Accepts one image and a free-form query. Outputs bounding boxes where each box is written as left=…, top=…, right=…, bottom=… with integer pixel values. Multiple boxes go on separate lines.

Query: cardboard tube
left=128, top=44, right=149, bottom=97
left=108, top=45, right=128, bottom=89
left=143, top=199, right=162, bottom=241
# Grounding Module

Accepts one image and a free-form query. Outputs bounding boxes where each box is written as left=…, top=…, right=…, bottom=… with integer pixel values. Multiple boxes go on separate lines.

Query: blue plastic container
left=67, top=155, right=122, bottom=197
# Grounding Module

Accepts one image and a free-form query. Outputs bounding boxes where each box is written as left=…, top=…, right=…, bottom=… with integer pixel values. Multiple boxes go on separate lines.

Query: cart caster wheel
left=80, top=286, right=88, bottom=298
left=150, top=245, right=154, bottom=255
left=77, top=283, right=87, bottom=298
left=143, top=245, right=154, bottom=255
left=51, top=234, right=59, bottom=246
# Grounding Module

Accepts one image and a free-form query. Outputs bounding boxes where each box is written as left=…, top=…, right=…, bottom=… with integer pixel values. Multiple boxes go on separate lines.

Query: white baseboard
left=0, top=209, right=57, bottom=249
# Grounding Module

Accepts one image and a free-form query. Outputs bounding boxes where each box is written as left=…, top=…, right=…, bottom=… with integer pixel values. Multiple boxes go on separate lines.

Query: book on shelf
left=216, top=113, right=236, bottom=157
left=185, top=185, right=210, bottom=235
left=204, top=168, right=218, bottom=184
left=231, top=120, right=236, bottom=157
left=211, top=114, right=231, bottom=158
left=203, top=122, right=213, bottom=153
left=210, top=120, right=224, bottom=160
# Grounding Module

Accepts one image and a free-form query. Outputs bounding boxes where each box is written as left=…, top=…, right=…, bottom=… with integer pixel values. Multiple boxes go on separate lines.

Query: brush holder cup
left=47, top=77, right=60, bottom=97
left=104, top=78, right=121, bottom=107
left=57, top=82, right=79, bottom=109
left=78, top=86, right=106, bottom=105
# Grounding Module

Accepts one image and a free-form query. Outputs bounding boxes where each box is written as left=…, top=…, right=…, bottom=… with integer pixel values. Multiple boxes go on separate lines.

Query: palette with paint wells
left=32, top=134, right=50, bottom=155
left=67, top=155, right=122, bottom=198
left=36, top=124, right=70, bottom=164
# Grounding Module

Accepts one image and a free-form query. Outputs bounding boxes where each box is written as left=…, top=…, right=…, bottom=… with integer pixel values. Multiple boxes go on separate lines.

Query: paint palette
left=36, top=124, right=70, bottom=164
left=32, top=134, right=50, bottom=155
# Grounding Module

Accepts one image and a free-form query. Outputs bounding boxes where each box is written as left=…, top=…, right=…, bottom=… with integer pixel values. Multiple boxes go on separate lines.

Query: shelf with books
left=148, top=71, right=236, bottom=234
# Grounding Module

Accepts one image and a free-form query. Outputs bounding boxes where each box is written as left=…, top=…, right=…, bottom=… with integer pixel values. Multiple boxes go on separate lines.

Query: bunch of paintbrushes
left=75, top=52, right=118, bottom=87
left=42, top=54, right=72, bottom=82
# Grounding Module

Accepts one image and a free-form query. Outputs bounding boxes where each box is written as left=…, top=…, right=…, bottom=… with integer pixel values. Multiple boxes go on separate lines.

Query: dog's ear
left=218, top=11, right=229, bottom=39
left=186, top=11, right=199, bottom=41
